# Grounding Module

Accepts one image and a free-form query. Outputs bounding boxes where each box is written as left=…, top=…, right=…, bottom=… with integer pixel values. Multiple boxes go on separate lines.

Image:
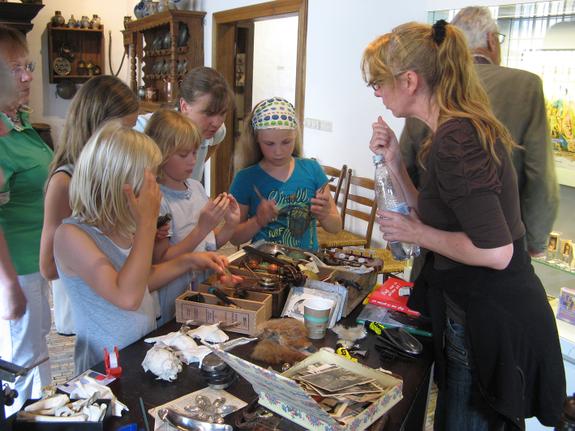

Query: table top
left=92, top=310, right=433, bottom=431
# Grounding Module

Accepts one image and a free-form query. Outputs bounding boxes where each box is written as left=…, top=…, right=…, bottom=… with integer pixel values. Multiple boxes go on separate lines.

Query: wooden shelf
left=47, top=23, right=104, bottom=84
left=48, top=25, right=104, bottom=32
left=52, top=74, right=101, bottom=79
left=0, top=3, right=44, bottom=34
left=533, top=257, right=575, bottom=275
left=123, top=10, right=205, bottom=110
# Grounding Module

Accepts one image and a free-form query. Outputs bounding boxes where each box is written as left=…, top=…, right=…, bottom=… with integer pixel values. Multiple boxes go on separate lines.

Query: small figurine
left=80, top=15, right=90, bottom=29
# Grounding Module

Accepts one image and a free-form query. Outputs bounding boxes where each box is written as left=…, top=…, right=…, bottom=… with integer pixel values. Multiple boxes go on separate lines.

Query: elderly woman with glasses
left=0, top=25, right=53, bottom=416
left=362, top=20, right=564, bottom=430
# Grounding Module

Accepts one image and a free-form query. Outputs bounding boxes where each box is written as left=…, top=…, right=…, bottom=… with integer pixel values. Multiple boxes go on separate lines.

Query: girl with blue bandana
left=230, top=97, right=341, bottom=250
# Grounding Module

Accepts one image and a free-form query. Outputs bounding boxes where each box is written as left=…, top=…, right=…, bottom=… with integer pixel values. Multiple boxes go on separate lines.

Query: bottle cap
left=373, top=154, right=384, bottom=164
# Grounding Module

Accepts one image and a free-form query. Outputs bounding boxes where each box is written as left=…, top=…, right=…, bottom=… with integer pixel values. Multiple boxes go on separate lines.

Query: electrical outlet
left=304, top=117, right=332, bottom=132
left=319, top=120, right=333, bottom=132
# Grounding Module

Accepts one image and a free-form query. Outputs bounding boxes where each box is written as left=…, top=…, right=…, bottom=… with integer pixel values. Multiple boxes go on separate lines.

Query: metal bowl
left=257, top=243, right=286, bottom=257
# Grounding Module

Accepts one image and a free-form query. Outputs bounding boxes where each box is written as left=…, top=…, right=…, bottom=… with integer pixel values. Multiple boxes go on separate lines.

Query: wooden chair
left=319, top=163, right=348, bottom=214
left=317, top=171, right=377, bottom=249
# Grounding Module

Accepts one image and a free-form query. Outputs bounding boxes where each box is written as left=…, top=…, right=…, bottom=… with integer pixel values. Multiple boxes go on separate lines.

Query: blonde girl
left=145, top=110, right=240, bottom=324
left=40, top=75, right=139, bottom=335
left=53, top=122, right=226, bottom=374
left=230, top=97, right=341, bottom=250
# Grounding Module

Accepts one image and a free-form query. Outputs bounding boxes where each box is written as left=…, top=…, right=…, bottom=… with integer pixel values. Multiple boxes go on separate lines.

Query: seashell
left=142, top=345, right=182, bottom=381
left=187, top=324, right=229, bottom=343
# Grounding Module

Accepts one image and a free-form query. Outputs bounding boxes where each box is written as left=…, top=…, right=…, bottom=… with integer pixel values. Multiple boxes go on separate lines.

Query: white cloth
left=0, top=272, right=52, bottom=416
left=51, top=278, right=75, bottom=335
left=134, top=113, right=226, bottom=181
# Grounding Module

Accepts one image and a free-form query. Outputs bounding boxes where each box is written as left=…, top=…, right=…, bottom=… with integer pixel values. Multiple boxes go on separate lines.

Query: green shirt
left=0, top=110, right=53, bottom=275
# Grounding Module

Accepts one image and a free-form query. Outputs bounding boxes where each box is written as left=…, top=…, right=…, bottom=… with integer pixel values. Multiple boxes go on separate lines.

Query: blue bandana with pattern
left=251, top=97, right=297, bottom=130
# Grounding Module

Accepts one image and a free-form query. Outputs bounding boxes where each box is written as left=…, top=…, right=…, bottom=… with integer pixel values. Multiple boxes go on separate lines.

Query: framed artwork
left=562, top=239, right=574, bottom=265
left=547, top=232, right=560, bottom=259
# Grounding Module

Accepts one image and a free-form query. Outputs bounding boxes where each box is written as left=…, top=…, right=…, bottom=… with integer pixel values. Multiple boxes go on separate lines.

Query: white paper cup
left=304, top=298, right=333, bottom=340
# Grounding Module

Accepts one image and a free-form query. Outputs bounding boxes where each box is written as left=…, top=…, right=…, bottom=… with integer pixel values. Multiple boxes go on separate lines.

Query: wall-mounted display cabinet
left=47, top=24, right=105, bottom=83
left=122, top=10, right=205, bottom=113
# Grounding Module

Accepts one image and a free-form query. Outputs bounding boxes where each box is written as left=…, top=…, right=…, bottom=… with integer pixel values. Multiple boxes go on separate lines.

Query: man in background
left=400, top=6, right=558, bottom=257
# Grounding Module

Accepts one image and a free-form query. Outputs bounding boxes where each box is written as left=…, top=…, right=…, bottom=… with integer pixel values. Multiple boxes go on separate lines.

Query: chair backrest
left=320, top=164, right=348, bottom=216
left=341, top=172, right=377, bottom=248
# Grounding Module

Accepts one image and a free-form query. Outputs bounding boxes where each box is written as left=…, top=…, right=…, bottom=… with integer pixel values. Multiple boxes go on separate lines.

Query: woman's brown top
left=417, top=118, right=525, bottom=270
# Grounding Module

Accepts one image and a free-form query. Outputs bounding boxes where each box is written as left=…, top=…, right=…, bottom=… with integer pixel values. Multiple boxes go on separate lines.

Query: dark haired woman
left=135, top=66, right=234, bottom=181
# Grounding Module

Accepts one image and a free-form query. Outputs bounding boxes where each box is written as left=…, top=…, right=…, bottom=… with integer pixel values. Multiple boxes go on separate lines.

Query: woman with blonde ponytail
left=362, top=21, right=564, bottom=430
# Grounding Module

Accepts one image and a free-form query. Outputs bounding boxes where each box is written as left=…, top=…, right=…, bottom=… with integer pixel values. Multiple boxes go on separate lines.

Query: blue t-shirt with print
left=230, top=158, right=327, bottom=250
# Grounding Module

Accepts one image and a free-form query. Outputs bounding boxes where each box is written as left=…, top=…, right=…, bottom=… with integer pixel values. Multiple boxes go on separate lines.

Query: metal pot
left=56, top=81, right=77, bottom=100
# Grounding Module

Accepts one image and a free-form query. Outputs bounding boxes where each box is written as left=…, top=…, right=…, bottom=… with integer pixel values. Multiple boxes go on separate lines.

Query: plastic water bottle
left=373, top=154, right=420, bottom=260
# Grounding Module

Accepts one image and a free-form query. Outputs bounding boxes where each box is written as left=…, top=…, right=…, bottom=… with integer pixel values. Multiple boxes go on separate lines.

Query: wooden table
left=89, top=311, right=433, bottom=431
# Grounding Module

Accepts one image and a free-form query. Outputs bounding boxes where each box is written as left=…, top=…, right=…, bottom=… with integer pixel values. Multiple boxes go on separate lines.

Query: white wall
left=26, top=0, right=134, bottom=145
left=252, top=16, right=298, bottom=106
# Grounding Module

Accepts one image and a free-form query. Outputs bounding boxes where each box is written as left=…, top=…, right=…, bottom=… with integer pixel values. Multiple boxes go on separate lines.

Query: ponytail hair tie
left=432, top=19, right=448, bottom=45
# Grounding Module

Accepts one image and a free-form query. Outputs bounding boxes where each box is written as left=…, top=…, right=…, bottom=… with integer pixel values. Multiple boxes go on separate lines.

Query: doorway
left=211, top=0, right=308, bottom=196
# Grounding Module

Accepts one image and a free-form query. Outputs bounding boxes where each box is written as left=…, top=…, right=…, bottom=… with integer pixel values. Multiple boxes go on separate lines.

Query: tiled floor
left=46, top=284, right=437, bottom=429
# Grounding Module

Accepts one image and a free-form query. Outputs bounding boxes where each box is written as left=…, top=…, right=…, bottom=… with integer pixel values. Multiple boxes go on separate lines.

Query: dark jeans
left=434, top=319, right=510, bottom=431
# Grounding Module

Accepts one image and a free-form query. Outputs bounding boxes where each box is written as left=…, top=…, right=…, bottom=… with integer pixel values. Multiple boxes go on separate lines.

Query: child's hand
left=310, top=187, right=331, bottom=220
left=224, top=194, right=241, bottom=227
left=123, top=169, right=161, bottom=228
left=255, top=198, right=278, bottom=227
left=188, top=252, right=228, bottom=274
left=198, top=193, right=229, bottom=232
left=155, top=223, right=170, bottom=241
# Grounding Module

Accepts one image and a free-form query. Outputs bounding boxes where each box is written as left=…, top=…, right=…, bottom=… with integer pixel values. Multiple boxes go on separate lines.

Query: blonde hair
left=144, top=109, right=201, bottom=177
left=69, top=121, right=162, bottom=236
left=234, top=101, right=302, bottom=172
left=0, top=58, right=15, bottom=110
left=361, top=21, right=515, bottom=166
left=50, top=75, right=139, bottom=177
left=0, top=24, right=27, bottom=56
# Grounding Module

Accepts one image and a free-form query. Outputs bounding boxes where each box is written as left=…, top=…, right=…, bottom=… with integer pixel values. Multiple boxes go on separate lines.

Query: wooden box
left=175, top=289, right=272, bottom=336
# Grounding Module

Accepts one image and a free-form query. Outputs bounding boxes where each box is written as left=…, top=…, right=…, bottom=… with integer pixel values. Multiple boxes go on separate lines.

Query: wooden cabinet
left=0, top=3, right=44, bottom=35
left=122, top=10, right=205, bottom=113
left=47, top=24, right=105, bottom=84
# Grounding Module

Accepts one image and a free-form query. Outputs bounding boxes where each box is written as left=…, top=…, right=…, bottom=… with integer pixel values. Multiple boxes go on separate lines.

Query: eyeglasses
left=496, top=32, right=506, bottom=44
left=367, top=71, right=407, bottom=91
left=368, top=81, right=382, bottom=91
left=11, top=62, right=35, bottom=77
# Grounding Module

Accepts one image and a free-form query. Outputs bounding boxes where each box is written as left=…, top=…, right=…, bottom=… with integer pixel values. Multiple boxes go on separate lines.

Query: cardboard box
left=557, top=287, right=575, bottom=325
left=175, top=290, right=272, bottom=335
left=197, top=284, right=273, bottom=319
left=211, top=348, right=403, bottom=431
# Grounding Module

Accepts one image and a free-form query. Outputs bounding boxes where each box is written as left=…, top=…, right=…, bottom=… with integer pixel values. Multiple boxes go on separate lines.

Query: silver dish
left=257, top=243, right=286, bottom=256
left=158, top=407, right=233, bottom=431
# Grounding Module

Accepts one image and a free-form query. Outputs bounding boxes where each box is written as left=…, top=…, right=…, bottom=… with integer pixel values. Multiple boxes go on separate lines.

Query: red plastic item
left=104, top=346, right=122, bottom=378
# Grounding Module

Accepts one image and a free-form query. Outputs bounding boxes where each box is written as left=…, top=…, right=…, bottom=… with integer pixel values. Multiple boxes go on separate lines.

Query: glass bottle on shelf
left=51, top=11, right=65, bottom=27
